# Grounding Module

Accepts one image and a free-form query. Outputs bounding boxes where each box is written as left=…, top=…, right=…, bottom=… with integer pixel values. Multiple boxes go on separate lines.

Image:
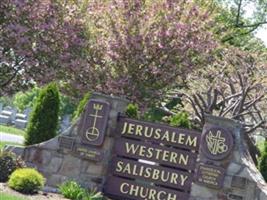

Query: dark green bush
left=8, top=168, right=45, bottom=194
left=72, top=92, right=91, bottom=122
left=125, top=103, right=139, bottom=119
left=25, top=83, right=60, bottom=145
left=0, top=150, right=25, bottom=182
left=259, top=141, right=267, bottom=181
left=169, top=112, right=191, bottom=129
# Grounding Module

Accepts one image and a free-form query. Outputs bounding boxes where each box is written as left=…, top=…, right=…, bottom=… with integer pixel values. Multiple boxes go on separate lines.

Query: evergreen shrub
left=25, top=83, right=60, bottom=145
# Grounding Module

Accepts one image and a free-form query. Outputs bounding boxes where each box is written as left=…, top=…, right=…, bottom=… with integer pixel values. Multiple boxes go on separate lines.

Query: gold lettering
left=167, top=193, right=177, bottom=200
left=121, top=122, right=128, bottom=135
left=161, top=171, right=170, bottom=183
left=170, top=173, right=178, bottom=184
left=161, top=131, right=170, bottom=142
left=179, top=154, right=189, bottom=166
left=186, top=136, right=197, bottom=147
left=145, top=127, right=154, bottom=138
left=171, top=132, right=176, bottom=143
left=162, top=150, right=169, bottom=162
left=120, top=183, right=129, bottom=194
left=139, top=146, right=146, bottom=157
left=169, top=152, right=178, bottom=164
left=155, top=148, right=163, bottom=160
left=158, top=191, right=167, bottom=200
left=135, top=125, right=143, bottom=136
left=147, top=147, right=153, bottom=158
left=152, top=169, right=160, bottom=180
left=122, top=163, right=131, bottom=174
left=140, top=187, right=149, bottom=198
left=129, top=185, right=139, bottom=196
left=144, top=167, right=152, bottom=178
left=132, top=164, right=138, bottom=176
left=178, top=133, right=185, bottom=144
left=127, top=123, right=135, bottom=134
left=148, top=189, right=157, bottom=200
left=125, top=143, right=139, bottom=154
left=116, top=161, right=123, bottom=172
left=180, top=175, right=188, bottom=186
left=154, top=129, right=161, bottom=139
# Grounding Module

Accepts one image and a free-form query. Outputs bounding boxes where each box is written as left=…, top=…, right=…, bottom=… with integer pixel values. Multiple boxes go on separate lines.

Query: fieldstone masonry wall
left=190, top=115, right=267, bottom=200
left=4, top=93, right=267, bottom=200
left=7, top=93, right=129, bottom=190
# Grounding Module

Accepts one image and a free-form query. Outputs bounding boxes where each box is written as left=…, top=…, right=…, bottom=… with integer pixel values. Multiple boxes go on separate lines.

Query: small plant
left=72, top=92, right=91, bottom=122
left=125, top=103, right=139, bottom=119
left=82, top=190, right=103, bottom=200
left=8, top=168, right=45, bottom=194
left=59, top=181, right=104, bottom=200
left=0, top=150, right=25, bottom=182
left=169, top=112, right=191, bottom=129
left=59, top=180, right=85, bottom=200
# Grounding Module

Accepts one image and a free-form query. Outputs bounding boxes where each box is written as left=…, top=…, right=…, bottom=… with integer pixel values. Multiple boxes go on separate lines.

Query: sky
left=244, top=2, right=267, bottom=46
left=255, top=25, right=267, bottom=46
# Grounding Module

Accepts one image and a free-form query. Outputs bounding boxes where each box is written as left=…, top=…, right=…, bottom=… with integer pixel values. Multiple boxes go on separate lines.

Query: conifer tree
left=25, top=83, right=60, bottom=145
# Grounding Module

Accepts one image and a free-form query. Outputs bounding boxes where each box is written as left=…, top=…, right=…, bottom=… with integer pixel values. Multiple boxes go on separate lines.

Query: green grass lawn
left=0, top=125, right=26, bottom=136
left=0, top=193, right=28, bottom=200
left=0, top=141, right=23, bottom=149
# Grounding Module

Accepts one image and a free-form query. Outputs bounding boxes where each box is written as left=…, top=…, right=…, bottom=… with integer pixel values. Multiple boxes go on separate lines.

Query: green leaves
left=25, top=83, right=60, bottom=145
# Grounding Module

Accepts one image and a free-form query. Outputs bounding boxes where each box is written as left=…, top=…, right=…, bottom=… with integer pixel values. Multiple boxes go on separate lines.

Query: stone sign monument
left=4, top=93, right=267, bottom=200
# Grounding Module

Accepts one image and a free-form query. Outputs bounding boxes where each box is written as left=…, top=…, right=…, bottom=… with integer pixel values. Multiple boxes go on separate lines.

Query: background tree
left=165, top=47, right=267, bottom=163
left=196, top=0, right=267, bottom=52
left=85, top=0, right=217, bottom=108
left=1, top=0, right=218, bottom=110
left=0, top=0, right=88, bottom=95
left=25, top=83, right=60, bottom=145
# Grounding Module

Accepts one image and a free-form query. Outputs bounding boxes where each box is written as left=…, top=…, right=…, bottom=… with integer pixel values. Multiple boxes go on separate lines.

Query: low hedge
left=8, top=168, right=45, bottom=194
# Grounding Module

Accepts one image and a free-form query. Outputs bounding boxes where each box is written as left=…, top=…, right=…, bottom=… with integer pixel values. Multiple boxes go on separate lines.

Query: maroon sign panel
left=110, top=157, right=193, bottom=191
left=78, top=99, right=110, bottom=146
left=114, top=138, right=197, bottom=170
left=116, top=117, right=201, bottom=150
left=195, top=164, right=226, bottom=189
left=104, top=176, right=189, bottom=200
left=104, top=116, right=201, bottom=200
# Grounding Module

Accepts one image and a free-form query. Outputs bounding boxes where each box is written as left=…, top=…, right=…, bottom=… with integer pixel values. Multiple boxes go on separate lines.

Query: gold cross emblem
left=85, top=104, right=103, bottom=141
left=206, top=130, right=228, bottom=155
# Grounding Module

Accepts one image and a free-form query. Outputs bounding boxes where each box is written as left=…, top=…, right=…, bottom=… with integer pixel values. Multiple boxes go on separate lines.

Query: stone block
left=46, top=174, right=68, bottom=187
left=59, top=155, right=81, bottom=177
left=190, top=183, right=215, bottom=199
left=227, top=162, right=243, bottom=176
left=81, top=160, right=90, bottom=173
left=87, top=163, right=104, bottom=176
left=46, top=156, right=63, bottom=173
left=231, top=176, right=247, bottom=189
left=38, top=137, right=60, bottom=151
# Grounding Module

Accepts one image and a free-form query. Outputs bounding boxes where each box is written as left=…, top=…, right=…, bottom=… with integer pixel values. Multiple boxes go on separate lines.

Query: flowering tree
left=0, top=0, right=88, bottom=95
left=87, top=0, right=217, bottom=107
left=1, top=0, right=218, bottom=110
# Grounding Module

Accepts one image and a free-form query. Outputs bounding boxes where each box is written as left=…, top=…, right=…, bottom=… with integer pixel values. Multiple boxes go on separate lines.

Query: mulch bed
left=0, top=183, right=68, bottom=200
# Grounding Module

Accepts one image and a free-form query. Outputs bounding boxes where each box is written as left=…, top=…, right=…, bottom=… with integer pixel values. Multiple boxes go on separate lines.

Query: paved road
left=0, top=132, right=24, bottom=144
